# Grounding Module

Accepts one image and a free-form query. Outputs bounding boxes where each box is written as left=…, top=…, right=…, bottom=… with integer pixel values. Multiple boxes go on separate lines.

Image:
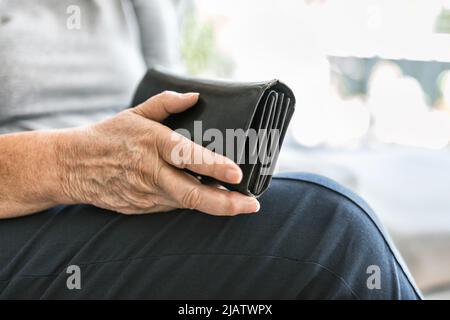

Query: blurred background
left=175, top=0, right=450, bottom=298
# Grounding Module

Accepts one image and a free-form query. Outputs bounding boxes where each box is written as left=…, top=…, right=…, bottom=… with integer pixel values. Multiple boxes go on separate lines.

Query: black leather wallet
left=131, top=68, right=295, bottom=197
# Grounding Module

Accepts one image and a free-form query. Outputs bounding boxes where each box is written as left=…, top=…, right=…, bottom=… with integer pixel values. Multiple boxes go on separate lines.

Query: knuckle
left=182, top=187, right=202, bottom=209
left=158, top=90, right=174, bottom=101
left=160, top=90, right=171, bottom=97
left=151, top=161, right=165, bottom=188
left=155, top=130, right=170, bottom=155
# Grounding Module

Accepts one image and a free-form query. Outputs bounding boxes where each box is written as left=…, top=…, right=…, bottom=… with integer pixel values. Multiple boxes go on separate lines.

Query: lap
left=0, top=173, right=421, bottom=299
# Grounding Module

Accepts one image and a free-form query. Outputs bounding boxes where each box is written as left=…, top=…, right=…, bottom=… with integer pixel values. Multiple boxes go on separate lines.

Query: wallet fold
left=131, top=67, right=295, bottom=197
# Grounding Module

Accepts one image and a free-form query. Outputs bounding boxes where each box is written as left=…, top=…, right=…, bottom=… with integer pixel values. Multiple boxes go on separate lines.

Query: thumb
left=132, top=91, right=199, bottom=122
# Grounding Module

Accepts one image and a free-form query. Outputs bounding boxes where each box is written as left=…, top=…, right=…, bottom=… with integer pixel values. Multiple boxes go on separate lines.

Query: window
left=181, top=0, right=450, bottom=293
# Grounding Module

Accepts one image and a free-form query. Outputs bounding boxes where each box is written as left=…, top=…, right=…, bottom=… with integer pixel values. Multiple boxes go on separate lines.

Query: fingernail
left=244, top=198, right=259, bottom=213
left=225, top=168, right=242, bottom=184
left=186, top=92, right=199, bottom=98
left=253, top=199, right=260, bottom=212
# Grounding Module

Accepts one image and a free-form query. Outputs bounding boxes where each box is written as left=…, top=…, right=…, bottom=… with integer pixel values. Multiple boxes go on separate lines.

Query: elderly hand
left=55, top=91, right=260, bottom=216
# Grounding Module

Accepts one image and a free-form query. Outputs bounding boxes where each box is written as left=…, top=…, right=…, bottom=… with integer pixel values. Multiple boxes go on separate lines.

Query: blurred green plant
left=434, top=8, right=450, bottom=34
left=180, top=11, right=234, bottom=77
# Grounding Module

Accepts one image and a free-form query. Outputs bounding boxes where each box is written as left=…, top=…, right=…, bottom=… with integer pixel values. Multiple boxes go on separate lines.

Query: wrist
left=50, top=127, right=90, bottom=205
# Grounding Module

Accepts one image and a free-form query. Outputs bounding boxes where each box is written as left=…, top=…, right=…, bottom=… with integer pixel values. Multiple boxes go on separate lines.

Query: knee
left=265, top=172, right=381, bottom=229
left=265, top=172, right=394, bottom=261
left=261, top=172, right=421, bottom=299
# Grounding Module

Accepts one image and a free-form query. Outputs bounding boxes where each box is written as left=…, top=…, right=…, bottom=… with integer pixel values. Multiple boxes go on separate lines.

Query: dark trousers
left=0, top=172, right=421, bottom=299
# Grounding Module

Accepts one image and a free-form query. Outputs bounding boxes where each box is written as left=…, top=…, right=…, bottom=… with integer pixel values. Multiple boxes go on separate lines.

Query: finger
left=132, top=91, right=199, bottom=122
left=157, top=126, right=243, bottom=184
left=159, top=166, right=260, bottom=216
